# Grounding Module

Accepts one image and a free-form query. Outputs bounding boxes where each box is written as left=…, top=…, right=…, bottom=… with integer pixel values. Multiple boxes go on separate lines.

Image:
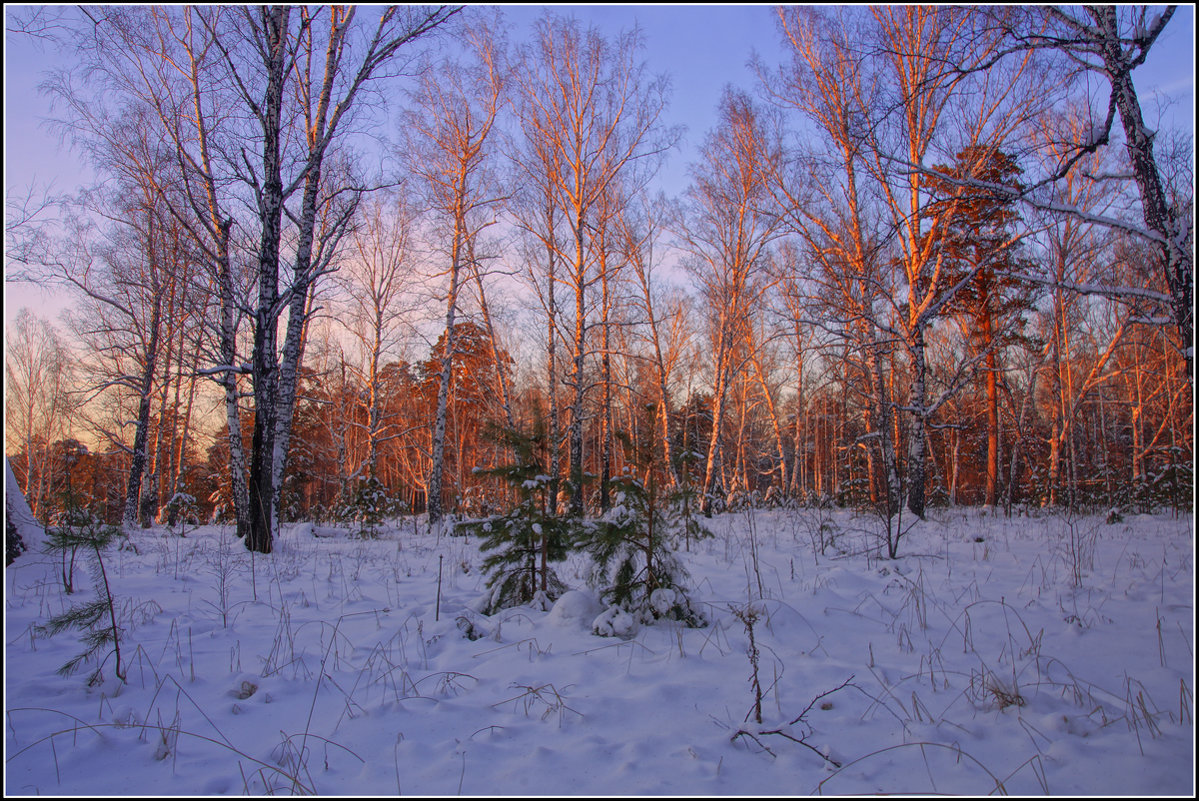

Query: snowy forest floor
left=4, top=506, right=1194, bottom=796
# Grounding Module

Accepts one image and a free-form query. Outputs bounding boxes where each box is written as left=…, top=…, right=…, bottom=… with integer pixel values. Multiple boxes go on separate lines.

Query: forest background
left=4, top=4, right=1194, bottom=557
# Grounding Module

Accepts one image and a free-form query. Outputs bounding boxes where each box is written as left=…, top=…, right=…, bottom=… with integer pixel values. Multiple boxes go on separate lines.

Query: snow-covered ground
left=5, top=505, right=1194, bottom=795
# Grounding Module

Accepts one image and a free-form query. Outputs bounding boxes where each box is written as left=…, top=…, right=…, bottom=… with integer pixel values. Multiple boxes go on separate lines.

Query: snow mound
left=649, top=587, right=679, bottom=617
left=592, top=604, right=638, bottom=638
left=6, top=457, right=45, bottom=560
left=546, top=589, right=603, bottom=628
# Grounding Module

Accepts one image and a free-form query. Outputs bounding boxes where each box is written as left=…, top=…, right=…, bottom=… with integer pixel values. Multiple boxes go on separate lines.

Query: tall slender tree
left=924, top=147, right=1032, bottom=506
left=5, top=310, right=76, bottom=522
left=407, top=19, right=506, bottom=529
left=205, top=6, right=459, bottom=552
left=859, top=6, right=1038, bottom=517
left=514, top=12, right=675, bottom=516
left=680, top=89, right=783, bottom=514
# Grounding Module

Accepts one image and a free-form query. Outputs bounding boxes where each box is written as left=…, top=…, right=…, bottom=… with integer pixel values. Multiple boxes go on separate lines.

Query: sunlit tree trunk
left=408, top=21, right=504, bottom=529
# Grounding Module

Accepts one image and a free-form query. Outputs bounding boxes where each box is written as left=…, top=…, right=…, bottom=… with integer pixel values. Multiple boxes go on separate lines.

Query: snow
left=590, top=604, right=639, bottom=639
left=649, top=587, right=679, bottom=618
left=4, top=507, right=1194, bottom=795
left=545, top=589, right=603, bottom=629
left=5, top=457, right=45, bottom=557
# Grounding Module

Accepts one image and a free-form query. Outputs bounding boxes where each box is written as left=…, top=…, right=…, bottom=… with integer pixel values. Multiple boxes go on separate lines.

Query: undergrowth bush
left=336, top=477, right=403, bottom=539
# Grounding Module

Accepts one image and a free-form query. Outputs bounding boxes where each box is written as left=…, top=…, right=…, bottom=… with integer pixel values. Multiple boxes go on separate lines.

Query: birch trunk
left=1090, top=7, right=1192, bottom=381
left=905, top=326, right=928, bottom=518
left=599, top=242, right=613, bottom=512
left=568, top=205, right=587, bottom=517
left=123, top=219, right=164, bottom=531
left=428, top=226, right=464, bottom=528
left=245, top=5, right=289, bottom=555
left=701, top=324, right=732, bottom=515
left=749, top=343, right=789, bottom=495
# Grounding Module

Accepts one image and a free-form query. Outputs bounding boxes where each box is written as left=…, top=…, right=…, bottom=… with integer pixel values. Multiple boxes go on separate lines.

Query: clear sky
left=4, top=4, right=1195, bottom=330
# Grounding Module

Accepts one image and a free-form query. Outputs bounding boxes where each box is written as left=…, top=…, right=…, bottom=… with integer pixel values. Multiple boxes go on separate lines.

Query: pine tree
left=668, top=448, right=713, bottom=553
left=336, top=477, right=400, bottom=539
left=458, top=421, right=574, bottom=614
left=925, top=146, right=1033, bottom=506
left=585, top=406, right=707, bottom=630
left=40, top=503, right=127, bottom=684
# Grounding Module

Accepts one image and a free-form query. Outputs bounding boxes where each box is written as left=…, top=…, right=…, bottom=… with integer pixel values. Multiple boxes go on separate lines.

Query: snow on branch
left=995, top=269, right=1173, bottom=308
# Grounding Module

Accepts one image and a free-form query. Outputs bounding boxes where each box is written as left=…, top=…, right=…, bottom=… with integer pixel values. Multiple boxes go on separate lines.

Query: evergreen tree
left=458, top=421, right=574, bottom=614
left=336, top=477, right=401, bottom=539
left=585, top=406, right=707, bottom=630
left=668, top=448, right=713, bottom=552
left=40, top=501, right=127, bottom=684
left=925, top=146, right=1034, bottom=506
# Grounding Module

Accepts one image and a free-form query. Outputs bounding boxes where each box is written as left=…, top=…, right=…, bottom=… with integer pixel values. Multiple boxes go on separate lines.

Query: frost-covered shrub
left=592, top=603, right=638, bottom=638
left=162, top=492, right=199, bottom=537
left=835, top=472, right=871, bottom=509
left=336, top=477, right=401, bottom=539
left=1128, top=453, right=1193, bottom=514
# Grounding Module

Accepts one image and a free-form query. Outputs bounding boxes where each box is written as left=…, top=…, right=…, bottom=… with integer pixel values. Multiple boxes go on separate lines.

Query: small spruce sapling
left=40, top=505, right=128, bottom=683
left=336, top=477, right=399, bottom=539
left=585, top=408, right=707, bottom=629
left=668, top=448, right=712, bottom=552
left=46, top=491, right=95, bottom=593
left=163, top=491, right=199, bottom=537
left=457, top=422, right=574, bottom=614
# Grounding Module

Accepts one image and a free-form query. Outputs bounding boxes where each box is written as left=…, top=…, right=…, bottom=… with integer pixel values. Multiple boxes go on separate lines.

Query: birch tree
left=39, top=89, right=209, bottom=531
left=857, top=6, right=1042, bottom=517
left=59, top=191, right=173, bottom=529
left=5, top=310, right=77, bottom=523
left=507, top=132, right=565, bottom=513
left=514, top=12, right=674, bottom=517
left=764, top=7, right=904, bottom=515
left=681, top=88, right=783, bottom=515
left=616, top=193, right=684, bottom=490
left=201, top=6, right=459, bottom=552
left=338, top=193, right=421, bottom=483
left=54, top=5, right=258, bottom=539
left=1000, top=6, right=1192, bottom=380
left=1027, top=108, right=1120, bottom=506
left=407, top=20, right=506, bottom=529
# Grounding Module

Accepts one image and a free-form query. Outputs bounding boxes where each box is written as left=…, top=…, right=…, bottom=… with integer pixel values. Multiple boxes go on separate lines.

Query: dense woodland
left=5, top=6, right=1193, bottom=557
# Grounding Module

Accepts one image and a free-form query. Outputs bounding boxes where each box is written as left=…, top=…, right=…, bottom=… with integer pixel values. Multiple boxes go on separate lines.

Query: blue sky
left=4, top=4, right=1195, bottom=328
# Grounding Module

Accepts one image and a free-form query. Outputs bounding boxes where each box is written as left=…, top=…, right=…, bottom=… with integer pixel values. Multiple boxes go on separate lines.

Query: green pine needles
left=337, top=477, right=402, bottom=539
left=668, top=448, right=713, bottom=553
left=587, top=470, right=707, bottom=629
left=460, top=410, right=707, bottom=628
left=41, top=504, right=127, bottom=684
left=585, top=409, right=707, bottom=629
left=458, top=422, right=574, bottom=615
